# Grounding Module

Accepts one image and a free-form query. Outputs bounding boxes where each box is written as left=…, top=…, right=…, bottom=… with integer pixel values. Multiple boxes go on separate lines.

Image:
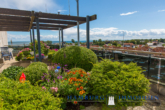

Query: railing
left=90, top=47, right=165, bottom=87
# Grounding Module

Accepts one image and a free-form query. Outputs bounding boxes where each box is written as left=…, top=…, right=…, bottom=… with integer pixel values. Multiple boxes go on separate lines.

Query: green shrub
left=88, top=59, right=150, bottom=108
left=28, top=62, right=48, bottom=69
left=70, top=67, right=86, bottom=72
left=0, top=77, right=63, bottom=110
left=2, top=66, right=25, bottom=80
left=16, top=62, right=48, bottom=85
left=52, top=46, right=98, bottom=71
left=48, top=50, right=57, bottom=61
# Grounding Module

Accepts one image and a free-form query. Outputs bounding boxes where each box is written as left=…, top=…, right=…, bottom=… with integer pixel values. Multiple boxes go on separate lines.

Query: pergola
left=0, top=8, right=97, bottom=62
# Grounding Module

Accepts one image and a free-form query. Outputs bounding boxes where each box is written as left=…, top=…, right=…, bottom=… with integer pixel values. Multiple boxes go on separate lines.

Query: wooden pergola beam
left=0, top=15, right=30, bottom=21
left=34, top=19, right=77, bottom=25
left=35, top=12, right=86, bottom=21
left=0, top=29, right=28, bottom=31
left=32, top=24, right=68, bottom=28
left=33, top=27, right=60, bottom=30
left=0, top=22, right=29, bottom=26
left=0, top=8, right=31, bottom=16
left=28, top=11, right=35, bottom=31
left=0, top=20, right=30, bottom=24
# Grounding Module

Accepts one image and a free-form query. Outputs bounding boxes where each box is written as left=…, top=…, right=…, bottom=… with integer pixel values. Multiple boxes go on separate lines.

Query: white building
left=0, top=31, right=8, bottom=47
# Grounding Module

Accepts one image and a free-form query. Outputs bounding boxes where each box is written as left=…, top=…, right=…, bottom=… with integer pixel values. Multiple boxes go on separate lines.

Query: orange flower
left=80, top=74, right=83, bottom=77
left=80, top=86, right=83, bottom=90
left=62, top=80, right=64, bottom=82
left=79, top=91, right=83, bottom=95
left=82, top=90, right=85, bottom=93
left=86, top=81, right=88, bottom=83
left=88, top=78, right=90, bottom=80
left=79, top=83, right=81, bottom=85
left=74, top=101, right=77, bottom=104
left=75, top=70, right=78, bottom=72
left=74, top=83, right=78, bottom=86
left=76, top=87, right=79, bottom=90
left=73, top=72, right=75, bottom=74
left=69, top=79, right=73, bottom=82
left=65, top=78, right=67, bottom=80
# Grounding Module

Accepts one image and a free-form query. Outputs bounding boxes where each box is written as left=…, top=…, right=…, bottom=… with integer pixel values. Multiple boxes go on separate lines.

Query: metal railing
left=90, top=47, right=165, bottom=87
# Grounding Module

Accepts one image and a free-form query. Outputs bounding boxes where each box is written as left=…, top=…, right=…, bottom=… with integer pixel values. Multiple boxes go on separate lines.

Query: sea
left=8, top=41, right=93, bottom=46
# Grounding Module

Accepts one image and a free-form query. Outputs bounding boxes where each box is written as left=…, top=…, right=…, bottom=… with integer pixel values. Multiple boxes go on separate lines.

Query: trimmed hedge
left=52, top=46, right=98, bottom=71
left=16, top=62, right=48, bottom=85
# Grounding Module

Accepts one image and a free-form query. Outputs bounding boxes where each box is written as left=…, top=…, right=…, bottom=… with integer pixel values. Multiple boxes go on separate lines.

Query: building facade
left=0, top=31, right=8, bottom=47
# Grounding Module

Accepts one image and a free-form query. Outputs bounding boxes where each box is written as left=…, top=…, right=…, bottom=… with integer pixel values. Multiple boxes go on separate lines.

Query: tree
left=98, top=39, right=102, bottom=42
left=112, top=42, right=117, bottom=46
left=162, top=44, right=165, bottom=47
left=71, top=39, right=75, bottom=43
left=117, top=44, right=121, bottom=47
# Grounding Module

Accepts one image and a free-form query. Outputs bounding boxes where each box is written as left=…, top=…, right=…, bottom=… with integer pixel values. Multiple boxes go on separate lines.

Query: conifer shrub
left=0, top=77, right=62, bottom=110
left=16, top=62, right=48, bottom=85
left=52, top=46, right=98, bottom=71
left=88, top=59, right=150, bottom=108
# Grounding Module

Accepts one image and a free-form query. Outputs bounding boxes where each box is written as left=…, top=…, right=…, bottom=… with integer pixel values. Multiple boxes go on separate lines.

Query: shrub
left=48, top=50, right=57, bottom=61
left=15, top=51, right=24, bottom=61
left=88, top=59, right=150, bottom=108
left=52, top=46, right=98, bottom=71
left=30, top=40, right=50, bottom=55
left=21, top=48, right=31, bottom=57
left=0, top=77, right=63, bottom=110
left=16, top=62, right=48, bottom=85
left=2, top=66, right=25, bottom=80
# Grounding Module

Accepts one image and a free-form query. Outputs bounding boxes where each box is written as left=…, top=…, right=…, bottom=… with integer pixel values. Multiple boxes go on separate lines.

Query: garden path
left=0, top=57, right=18, bottom=73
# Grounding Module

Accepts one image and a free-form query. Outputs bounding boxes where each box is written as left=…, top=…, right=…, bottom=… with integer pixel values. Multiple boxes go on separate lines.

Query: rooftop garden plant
left=52, top=46, right=98, bottom=72
left=87, top=59, right=150, bottom=109
left=1, top=66, right=25, bottom=80
left=0, top=77, right=63, bottom=110
left=16, top=62, right=48, bottom=85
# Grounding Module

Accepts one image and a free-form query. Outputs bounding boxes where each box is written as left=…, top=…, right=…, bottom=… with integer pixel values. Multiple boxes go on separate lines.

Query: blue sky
left=1, top=0, right=165, bottom=41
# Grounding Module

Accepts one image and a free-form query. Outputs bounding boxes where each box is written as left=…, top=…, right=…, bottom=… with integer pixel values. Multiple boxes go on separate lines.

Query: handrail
left=89, top=46, right=165, bottom=55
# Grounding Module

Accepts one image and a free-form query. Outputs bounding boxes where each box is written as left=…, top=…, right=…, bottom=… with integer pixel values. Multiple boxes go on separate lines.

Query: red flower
left=73, top=72, right=75, bottom=74
left=65, top=78, right=67, bottom=80
left=76, top=88, right=79, bottom=90
left=80, top=74, right=83, bottom=77
left=74, top=101, right=77, bottom=104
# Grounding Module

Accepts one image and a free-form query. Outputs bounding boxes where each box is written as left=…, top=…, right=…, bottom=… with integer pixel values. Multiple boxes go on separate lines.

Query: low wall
left=150, top=82, right=165, bottom=96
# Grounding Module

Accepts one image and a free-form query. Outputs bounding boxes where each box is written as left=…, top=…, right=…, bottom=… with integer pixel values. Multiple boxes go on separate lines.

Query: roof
left=0, top=8, right=97, bottom=32
left=124, top=43, right=135, bottom=45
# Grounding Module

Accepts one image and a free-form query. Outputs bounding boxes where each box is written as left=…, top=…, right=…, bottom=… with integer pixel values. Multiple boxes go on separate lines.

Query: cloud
left=158, top=10, right=165, bottom=12
left=58, top=10, right=67, bottom=13
left=8, top=27, right=165, bottom=41
left=0, top=0, right=61, bottom=12
left=120, top=11, right=138, bottom=16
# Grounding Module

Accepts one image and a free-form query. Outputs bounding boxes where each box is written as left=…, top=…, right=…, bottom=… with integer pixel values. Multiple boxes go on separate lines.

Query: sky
left=1, top=0, right=165, bottom=41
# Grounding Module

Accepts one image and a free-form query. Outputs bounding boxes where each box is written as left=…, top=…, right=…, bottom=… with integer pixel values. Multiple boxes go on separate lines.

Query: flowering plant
left=58, top=69, right=90, bottom=104
left=15, top=51, right=24, bottom=61
left=21, top=48, right=31, bottom=56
